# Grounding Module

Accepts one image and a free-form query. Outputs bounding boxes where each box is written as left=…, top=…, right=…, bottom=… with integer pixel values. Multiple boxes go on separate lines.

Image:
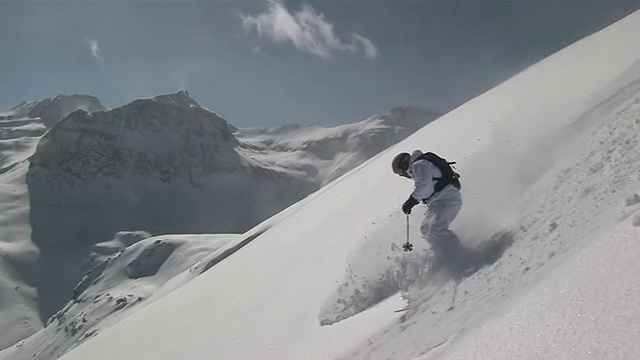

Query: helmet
left=391, top=152, right=411, bottom=178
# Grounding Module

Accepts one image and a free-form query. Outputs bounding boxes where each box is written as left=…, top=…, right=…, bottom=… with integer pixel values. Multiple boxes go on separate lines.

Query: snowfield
left=25, top=9, right=637, bottom=360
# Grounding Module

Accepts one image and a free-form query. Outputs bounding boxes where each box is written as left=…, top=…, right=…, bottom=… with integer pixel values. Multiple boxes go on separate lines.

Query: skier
left=392, top=150, right=462, bottom=262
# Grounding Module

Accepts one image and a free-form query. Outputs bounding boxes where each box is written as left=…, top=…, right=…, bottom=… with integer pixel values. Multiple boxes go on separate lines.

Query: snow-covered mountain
left=0, top=95, right=107, bottom=351
left=0, top=91, right=440, bottom=354
left=2, top=94, right=105, bottom=129
left=6, top=231, right=238, bottom=360
left=236, top=105, right=440, bottom=186
left=4, top=9, right=634, bottom=360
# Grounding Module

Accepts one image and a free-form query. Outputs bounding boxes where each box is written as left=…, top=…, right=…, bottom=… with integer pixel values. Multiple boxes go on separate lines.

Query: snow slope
left=46, top=9, right=640, bottom=360
left=430, top=221, right=640, bottom=360
left=3, top=233, right=238, bottom=360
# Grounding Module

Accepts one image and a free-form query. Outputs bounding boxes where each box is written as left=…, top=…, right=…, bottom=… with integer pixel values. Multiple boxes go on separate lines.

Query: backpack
left=412, top=152, right=461, bottom=194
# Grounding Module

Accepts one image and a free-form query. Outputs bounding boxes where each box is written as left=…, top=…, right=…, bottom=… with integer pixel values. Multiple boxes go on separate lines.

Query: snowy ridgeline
left=3, top=232, right=238, bottom=360
left=35, top=10, right=640, bottom=360
left=0, top=94, right=105, bottom=129
left=0, top=90, right=441, bottom=354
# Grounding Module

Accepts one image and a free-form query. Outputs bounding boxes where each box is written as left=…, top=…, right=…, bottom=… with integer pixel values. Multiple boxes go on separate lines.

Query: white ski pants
left=420, top=185, right=462, bottom=254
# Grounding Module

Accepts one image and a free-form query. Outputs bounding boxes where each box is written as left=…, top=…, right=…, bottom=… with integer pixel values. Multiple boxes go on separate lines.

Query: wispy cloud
left=84, top=37, right=105, bottom=63
left=351, top=34, right=379, bottom=60
left=252, top=46, right=269, bottom=57
left=240, top=0, right=379, bottom=60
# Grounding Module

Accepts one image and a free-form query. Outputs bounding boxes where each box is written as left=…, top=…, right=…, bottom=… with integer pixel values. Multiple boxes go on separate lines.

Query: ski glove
left=402, top=196, right=419, bottom=215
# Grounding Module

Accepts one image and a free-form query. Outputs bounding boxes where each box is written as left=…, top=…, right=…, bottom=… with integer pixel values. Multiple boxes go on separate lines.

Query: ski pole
left=403, top=214, right=413, bottom=252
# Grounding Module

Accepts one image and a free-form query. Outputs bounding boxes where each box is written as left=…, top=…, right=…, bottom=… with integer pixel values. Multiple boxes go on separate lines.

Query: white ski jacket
left=406, top=150, right=444, bottom=202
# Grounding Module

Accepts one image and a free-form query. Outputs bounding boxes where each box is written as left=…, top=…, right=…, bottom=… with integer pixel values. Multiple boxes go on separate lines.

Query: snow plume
left=84, top=38, right=104, bottom=63
left=240, top=0, right=379, bottom=60
left=172, top=71, right=188, bottom=91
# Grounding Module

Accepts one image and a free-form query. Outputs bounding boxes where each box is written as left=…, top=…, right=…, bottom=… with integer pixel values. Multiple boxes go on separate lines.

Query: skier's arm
left=410, top=160, right=437, bottom=201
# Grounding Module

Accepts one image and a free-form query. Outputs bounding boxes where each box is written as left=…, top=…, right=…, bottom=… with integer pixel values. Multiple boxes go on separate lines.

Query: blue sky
left=1, top=1, right=638, bottom=127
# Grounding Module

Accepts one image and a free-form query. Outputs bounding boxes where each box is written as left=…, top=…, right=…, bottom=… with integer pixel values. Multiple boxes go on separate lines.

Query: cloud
left=351, top=33, right=379, bottom=60
left=252, top=46, right=269, bottom=57
left=240, top=0, right=378, bottom=60
left=84, top=38, right=105, bottom=63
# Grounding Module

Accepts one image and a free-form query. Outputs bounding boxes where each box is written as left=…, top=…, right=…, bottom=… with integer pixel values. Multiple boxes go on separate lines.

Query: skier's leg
left=423, top=188, right=462, bottom=257
left=420, top=207, right=435, bottom=240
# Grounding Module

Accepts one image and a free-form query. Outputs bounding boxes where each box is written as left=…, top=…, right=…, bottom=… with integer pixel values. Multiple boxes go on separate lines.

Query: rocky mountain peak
left=149, top=91, right=202, bottom=109
left=10, top=94, right=106, bottom=127
left=28, top=93, right=241, bottom=187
